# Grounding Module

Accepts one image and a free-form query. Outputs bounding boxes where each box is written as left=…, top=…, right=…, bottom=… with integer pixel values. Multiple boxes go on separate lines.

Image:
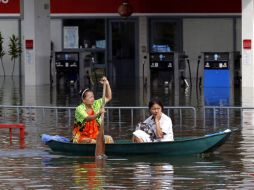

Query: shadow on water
left=41, top=153, right=233, bottom=166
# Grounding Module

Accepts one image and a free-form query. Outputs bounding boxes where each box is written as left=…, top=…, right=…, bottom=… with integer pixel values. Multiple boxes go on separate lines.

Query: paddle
left=95, top=82, right=106, bottom=159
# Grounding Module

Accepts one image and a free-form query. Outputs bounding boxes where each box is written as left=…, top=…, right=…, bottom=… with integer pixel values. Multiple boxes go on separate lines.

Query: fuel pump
left=55, top=52, right=79, bottom=87
left=149, top=51, right=186, bottom=105
left=150, top=52, right=186, bottom=86
left=200, top=52, right=235, bottom=106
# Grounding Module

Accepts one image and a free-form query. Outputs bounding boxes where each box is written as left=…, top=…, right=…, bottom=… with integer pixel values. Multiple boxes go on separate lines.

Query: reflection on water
left=0, top=77, right=253, bottom=188
left=73, top=162, right=104, bottom=189
left=0, top=153, right=251, bottom=189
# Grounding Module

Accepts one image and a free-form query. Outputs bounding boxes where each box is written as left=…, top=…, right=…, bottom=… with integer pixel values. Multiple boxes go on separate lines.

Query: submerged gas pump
left=150, top=52, right=186, bottom=86
left=200, top=52, right=236, bottom=106
left=55, top=52, right=79, bottom=87
left=149, top=51, right=186, bottom=105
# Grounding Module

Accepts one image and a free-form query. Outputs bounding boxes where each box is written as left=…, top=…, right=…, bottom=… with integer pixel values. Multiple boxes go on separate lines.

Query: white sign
left=25, top=50, right=33, bottom=65
left=63, top=26, right=79, bottom=49
left=242, top=50, right=252, bottom=65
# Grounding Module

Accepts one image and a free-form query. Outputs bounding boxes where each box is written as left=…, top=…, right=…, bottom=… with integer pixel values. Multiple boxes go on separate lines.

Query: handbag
left=135, top=122, right=156, bottom=141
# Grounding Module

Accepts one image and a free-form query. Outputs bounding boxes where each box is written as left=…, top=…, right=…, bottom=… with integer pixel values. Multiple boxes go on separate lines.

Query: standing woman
left=72, top=76, right=113, bottom=144
left=133, top=99, right=174, bottom=143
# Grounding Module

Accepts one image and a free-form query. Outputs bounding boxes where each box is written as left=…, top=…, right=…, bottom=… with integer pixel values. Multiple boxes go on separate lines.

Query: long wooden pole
left=95, top=82, right=106, bottom=159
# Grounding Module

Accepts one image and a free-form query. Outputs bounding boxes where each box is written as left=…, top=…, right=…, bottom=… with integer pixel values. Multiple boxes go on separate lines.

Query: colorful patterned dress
left=72, top=99, right=113, bottom=143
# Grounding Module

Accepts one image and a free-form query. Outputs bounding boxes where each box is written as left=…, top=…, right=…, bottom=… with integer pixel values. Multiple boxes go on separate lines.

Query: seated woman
left=72, top=76, right=114, bottom=144
left=133, top=99, right=174, bottom=143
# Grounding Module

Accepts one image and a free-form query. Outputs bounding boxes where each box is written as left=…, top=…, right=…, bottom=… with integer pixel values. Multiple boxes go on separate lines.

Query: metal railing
left=0, top=105, right=254, bottom=127
left=2, top=104, right=254, bottom=129
left=204, top=106, right=254, bottom=128
left=106, top=106, right=196, bottom=127
left=0, top=105, right=76, bottom=126
left=0, top=105, right=196, bottom=127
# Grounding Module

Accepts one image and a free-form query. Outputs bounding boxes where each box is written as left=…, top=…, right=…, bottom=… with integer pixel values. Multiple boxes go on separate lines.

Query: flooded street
left=0, top=77, right=254, bottom=189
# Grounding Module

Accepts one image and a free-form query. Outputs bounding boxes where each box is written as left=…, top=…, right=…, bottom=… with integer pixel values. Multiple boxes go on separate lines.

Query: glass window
left=150, top=20, right=180, bottom=52
left=63, top=19, right=105, bottom=49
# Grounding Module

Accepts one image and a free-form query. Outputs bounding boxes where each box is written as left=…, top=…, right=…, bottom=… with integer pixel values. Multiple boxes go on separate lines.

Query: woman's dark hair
left=148, top=99, right=164, bottom=110
left=79, top=88, right=93, bottom=100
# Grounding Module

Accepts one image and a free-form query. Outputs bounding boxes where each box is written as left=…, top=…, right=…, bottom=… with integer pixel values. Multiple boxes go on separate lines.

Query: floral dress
left=72, top=99, right=102, bottom=143
left=72, top=99, right=114, bottom=144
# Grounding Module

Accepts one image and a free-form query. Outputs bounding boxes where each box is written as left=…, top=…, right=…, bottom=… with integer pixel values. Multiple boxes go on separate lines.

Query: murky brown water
left=0, top=77, right=253, bottom=189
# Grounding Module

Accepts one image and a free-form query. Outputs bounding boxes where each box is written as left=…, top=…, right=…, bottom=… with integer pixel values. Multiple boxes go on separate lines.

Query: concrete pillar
left=138, top=16, right=150, bottom=105
left=22, top=0, right=50, bottom=85
left=242, top=0, right=254, bottom=106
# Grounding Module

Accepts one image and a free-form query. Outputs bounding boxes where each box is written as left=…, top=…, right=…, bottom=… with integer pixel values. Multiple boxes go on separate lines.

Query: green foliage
left=8, top=34, right=22, bottom=76
left=8, top=34, right=21, bottom=61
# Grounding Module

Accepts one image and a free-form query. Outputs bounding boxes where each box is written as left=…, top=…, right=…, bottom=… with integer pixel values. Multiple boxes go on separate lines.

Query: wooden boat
left=44, top=129, right=232, bottom=156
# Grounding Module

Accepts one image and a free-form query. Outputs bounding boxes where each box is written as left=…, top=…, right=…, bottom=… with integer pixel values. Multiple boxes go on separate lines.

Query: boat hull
left=45, top=130, right=232, bottom=156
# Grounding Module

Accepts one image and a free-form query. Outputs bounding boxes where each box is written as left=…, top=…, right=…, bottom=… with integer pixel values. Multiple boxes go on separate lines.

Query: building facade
left=0, top=0, right=242, bottom=89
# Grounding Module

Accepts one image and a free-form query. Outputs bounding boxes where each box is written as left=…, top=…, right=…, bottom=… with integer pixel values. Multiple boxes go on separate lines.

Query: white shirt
left=143, top=113, right=174, bottom=142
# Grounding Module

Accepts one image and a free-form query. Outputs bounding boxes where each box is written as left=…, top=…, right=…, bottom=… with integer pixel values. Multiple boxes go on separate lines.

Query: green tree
left=8, top=34, right=22, bottom=76
left=0, top=32, right=5, bottom=77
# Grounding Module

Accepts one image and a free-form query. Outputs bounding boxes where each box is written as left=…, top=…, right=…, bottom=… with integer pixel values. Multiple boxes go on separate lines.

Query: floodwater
left=0, top=77, right=254, bottom=189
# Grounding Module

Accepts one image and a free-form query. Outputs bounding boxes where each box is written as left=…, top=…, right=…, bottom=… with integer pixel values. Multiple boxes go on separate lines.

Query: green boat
left=44, top=129, right=232, bottom=156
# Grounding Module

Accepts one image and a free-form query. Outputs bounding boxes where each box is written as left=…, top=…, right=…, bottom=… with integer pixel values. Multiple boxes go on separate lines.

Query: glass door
left=149, top=19, right=183, bottom=106
left=108, top=19, right=138, bottom=87
left=150, top=19, right=182, bottom=52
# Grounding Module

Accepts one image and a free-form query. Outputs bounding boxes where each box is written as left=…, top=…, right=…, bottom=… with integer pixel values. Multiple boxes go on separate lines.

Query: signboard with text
left=243, top=39, right=251, bottom=49
left=25, top=39, right=33, bottom=49
left=50, top=0, right=241, bottom=14
left=0, top=0, right=241, bottom=15
left=0, top=0, right=20, bottom=14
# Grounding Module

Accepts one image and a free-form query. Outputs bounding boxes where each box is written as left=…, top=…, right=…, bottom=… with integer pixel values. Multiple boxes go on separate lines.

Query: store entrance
left=108, top=20, right=138, bottom=87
